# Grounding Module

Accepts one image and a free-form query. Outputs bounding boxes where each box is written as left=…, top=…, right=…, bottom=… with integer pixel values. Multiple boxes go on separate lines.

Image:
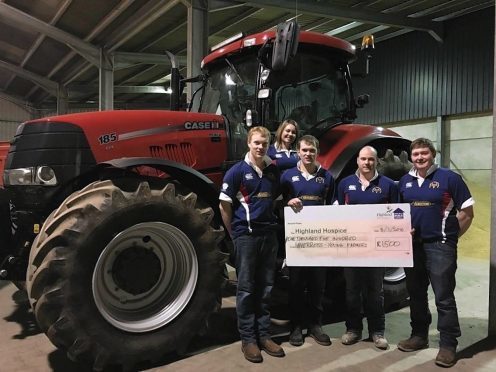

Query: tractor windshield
left=200, top=54, right=258, bottom=122
left=200, top=54, right=258, bottom=159
left=200, top=46, right=353, bottom=158
left=263, top=47, right=352, bottom=133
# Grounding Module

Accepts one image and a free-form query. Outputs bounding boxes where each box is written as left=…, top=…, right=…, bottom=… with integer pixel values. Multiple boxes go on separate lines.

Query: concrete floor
left=0, top=257, right=494, bottom=371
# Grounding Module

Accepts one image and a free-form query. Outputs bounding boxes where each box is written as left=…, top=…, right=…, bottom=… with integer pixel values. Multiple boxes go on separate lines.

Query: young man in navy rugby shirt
left=397, top=138, right=474, bottom=368
left=219, top=126, right=284, bottom=363
left=337, top=145, right=398, bottom=350
left=281, top=135, right=334, bottom=347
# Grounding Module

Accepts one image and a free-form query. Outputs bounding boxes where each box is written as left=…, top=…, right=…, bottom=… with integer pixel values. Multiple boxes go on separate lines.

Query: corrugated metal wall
left=353, top=7, right=494, bottom=125
left=0, top=97, right=33, bottom=141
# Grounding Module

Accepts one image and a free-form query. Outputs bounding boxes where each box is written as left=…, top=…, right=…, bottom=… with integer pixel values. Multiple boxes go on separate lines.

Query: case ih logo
left=184, top=121, right=220, bottom=130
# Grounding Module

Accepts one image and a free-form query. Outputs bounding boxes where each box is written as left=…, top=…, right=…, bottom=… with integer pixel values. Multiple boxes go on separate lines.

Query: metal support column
left=185, top=0, right=208, bottom=110
left=436, top=115, right=450, bottom=167
left=488, top=8, right=496, bottom=337
left=99, top=48, right=114, bottom=111
left=57, top=85, right=68, bottom=115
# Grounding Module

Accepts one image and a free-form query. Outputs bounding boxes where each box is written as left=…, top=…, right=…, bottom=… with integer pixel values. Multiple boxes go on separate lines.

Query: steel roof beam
left=68, top=85, right=168, bottom=96
left=240, top=0, right=443, bottom=42
left=0, top=91, right=35, bottom=109
left=104, top=0, right=181, bottom=50
left=0, top=2, right=100, bottom=65
left=345, top=25, right=390, bottom=42
left=63, top=0, right=181, bottom=88
left=210, top=0, right=248, bottom=12
left=114, top=52, right=186, bottom=70
left=0, top=59, right=58, bottom=96
left=3, top=0, right=73, bottom=91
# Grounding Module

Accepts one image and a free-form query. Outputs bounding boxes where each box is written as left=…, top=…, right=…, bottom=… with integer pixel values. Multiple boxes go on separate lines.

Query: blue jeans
left=289, top=267, right=327, bottom=327
left=343, top=267, right=385, bottom=335
left=233, top=232, right=277, bottom=343
left=405, top=241, right=460, bottom=350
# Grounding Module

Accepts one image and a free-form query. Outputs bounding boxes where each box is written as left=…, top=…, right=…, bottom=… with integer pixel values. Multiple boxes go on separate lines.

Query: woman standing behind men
left=336, top=146, right=398, bottom=350
left=281, top=135, right=335, bottom=347
left=267, top=119, right=299, bottom=170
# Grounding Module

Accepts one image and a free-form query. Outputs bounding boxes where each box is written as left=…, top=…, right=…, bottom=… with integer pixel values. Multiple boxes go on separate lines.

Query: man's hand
left=219, top=200, right=233, bottom=237
left=287, top=197, right=303, bottom=213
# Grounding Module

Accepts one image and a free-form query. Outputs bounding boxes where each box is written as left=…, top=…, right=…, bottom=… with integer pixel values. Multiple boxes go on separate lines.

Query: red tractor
left=0, top=22, right=410, bottom=370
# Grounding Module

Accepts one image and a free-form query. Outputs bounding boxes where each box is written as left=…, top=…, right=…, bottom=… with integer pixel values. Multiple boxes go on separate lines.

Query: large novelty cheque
left=284, top=203, right=413, bottom=267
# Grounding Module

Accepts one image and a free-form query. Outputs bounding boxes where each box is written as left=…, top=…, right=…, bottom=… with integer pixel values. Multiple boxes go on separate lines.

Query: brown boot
left=259, top=338, right=285, bottom=357
left=241, top=342, right=263, bottom=363
left=398, top=336, right=429, bottom=352
left=435, top=348, right=456, bottom=367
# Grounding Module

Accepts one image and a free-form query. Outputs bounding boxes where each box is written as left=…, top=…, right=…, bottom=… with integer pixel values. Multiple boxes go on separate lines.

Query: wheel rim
left=92, top=222, right=198, bottom=333
left=384, top=267, right=406, bottom=283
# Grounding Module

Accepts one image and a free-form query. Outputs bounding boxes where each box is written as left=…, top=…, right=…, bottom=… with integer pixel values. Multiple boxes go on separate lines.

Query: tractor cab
left=196, top=22, right=358, bottom=159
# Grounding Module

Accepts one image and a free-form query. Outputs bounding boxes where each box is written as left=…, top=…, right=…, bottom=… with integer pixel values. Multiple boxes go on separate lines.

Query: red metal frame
left=0, top=142, right=10, bottom=187
left=202, top=30, right=356, bottom=67
left=28, top=111, right=228, bottom=172
left=317, top=124, right=404, bottom=170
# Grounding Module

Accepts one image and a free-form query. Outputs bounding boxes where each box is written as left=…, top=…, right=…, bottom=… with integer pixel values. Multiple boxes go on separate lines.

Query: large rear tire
left=26, top=180, right=225, bottom=370
left=378, top=149, right=411, bottom=308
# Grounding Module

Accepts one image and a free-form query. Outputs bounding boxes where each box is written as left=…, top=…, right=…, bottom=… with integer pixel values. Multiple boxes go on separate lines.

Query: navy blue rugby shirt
left=219, top=153, right=280, bottom=238
left=399, top=164, right=474, bottom=245
left=337, top=171, right=399, bottom=205
left=267, top=144, right=299, bottom=171
left=280, top=163, right=335, bottom=206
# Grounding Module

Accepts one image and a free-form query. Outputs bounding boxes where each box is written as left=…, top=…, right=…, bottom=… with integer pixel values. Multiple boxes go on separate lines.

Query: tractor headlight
left=4, top=166, right=58, bottom=186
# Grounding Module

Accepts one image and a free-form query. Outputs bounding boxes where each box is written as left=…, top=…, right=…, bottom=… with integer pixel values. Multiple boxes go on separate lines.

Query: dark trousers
left=233, top=232, right=278, bottom=343
left=289, top=267, right=327, bottom=328
left=405, top=241, right=460, bottom=350
left=343, top=267, right=385, bottom=335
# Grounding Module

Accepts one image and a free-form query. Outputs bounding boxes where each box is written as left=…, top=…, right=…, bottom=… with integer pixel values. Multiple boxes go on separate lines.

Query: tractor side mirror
left=356, top=94, right=370, bottom=108
left=272, top=20, right=300, bottom=71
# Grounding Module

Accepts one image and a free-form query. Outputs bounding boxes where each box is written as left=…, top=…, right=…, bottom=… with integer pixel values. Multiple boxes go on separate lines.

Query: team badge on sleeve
left=221, top=183, right=229, bottom=191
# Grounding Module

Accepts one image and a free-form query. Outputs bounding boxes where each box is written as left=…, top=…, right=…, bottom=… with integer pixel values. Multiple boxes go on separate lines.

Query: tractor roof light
left=361, top=34, right=375, bottom=53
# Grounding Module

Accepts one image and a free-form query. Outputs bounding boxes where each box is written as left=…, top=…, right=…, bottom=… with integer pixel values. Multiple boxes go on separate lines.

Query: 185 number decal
left=98, top=133, right=117, bottom=145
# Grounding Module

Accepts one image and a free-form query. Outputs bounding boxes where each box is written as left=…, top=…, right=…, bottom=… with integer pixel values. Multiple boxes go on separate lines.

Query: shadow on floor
left=48, top=350, right=93, bottom=372
left=457, top=336, right=496, bottom=361
left=3, top=289, right=42, bottom=339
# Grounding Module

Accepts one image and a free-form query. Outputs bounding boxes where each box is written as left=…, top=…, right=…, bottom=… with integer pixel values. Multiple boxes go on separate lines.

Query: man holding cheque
left=336, top=145, right=399, bottom=350
left=281, top=135, right=335, bottom=347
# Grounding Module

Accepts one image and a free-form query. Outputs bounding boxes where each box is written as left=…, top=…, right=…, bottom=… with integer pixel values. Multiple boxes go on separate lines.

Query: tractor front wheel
left=26, top=180, right=225, bottom=370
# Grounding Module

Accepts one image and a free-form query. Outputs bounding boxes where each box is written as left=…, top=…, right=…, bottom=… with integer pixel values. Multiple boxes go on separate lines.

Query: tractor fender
left=99, top=157, right=220, bottom=217
left=326, top=134, right=410, bottom=181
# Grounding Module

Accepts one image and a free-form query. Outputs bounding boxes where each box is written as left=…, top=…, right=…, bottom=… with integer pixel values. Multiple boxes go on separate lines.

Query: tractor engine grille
left=149, top=143, right=196, bottom=167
